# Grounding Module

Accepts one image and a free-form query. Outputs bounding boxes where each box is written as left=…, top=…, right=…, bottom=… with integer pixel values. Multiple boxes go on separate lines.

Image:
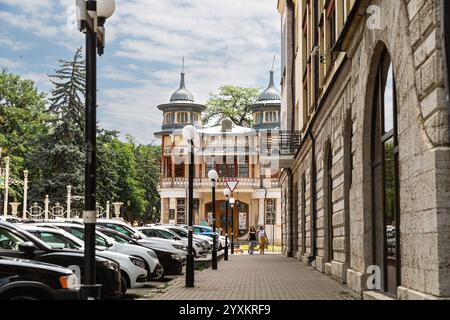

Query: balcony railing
left=160, top=177, right=280, bottom=189
left=260, top=130, right=302, bottom=156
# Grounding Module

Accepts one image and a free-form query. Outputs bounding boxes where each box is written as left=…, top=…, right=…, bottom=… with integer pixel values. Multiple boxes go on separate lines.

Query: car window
left=107, top=224, right=134, bottom=237
left=140, top=229, right=154, bottom=237
left=170, top=228, right=187, bottom=237
left=66, top=227, right=85, bottom=241
left=95, top=234, right=108, bottom=247
left=39, top=232, right=81, bottom=250
left=0, top=228, right=26, bottom=250
left=105, top=232, right=128, bottom=244
left=155, top=229, right=173, bottom=239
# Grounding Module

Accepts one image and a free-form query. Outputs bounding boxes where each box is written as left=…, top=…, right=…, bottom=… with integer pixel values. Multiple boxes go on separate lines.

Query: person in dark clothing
left=248, top=226, right=257, bottom=254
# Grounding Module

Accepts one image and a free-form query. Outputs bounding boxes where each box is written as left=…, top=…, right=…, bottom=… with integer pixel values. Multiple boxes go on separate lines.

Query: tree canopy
left=202, top=85, right=259, bottom=127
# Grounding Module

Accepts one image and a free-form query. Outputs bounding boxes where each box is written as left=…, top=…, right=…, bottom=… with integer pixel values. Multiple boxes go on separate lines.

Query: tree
left=30, top=48, right=86, bottom=203
left=96, top=129, right=121, bottom=207
left=203, top=85, right=260, bottom=127
left=134, top=143, right=161, bottom=223
left=0, top=69, right=48, bottom=204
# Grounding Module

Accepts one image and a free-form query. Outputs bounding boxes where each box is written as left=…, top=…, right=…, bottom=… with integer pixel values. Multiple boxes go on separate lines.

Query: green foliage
left=203, top=85, right=259, bottom=127
left=1, top=48, right=161, bottom=222
left=30, top=48, right=86, bottom=203
left=0, top=69, right=48, bottom=202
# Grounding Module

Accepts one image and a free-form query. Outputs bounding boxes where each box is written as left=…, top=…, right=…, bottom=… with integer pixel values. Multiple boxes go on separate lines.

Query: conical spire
left=170, top=58, right=195, bottom=102
left=258, top=70, right=281, bottom=102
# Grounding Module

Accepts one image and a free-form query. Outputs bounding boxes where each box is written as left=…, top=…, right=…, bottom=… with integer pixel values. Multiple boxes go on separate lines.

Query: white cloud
left=0, top=57, right=20, bottom=69
left=0, top=0, right=281, bottom=144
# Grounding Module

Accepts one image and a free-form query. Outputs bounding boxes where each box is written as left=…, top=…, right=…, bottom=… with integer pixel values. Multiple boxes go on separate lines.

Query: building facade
left=277, top=0, right=450, bottom=299
left=155, top=71, right=284, bottom=244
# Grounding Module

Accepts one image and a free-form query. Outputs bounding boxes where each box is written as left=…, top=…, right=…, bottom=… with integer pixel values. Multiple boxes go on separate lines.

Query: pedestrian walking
left=258, top=226, right=268, bottom=255
left=247, top=226, right=257, bottom=254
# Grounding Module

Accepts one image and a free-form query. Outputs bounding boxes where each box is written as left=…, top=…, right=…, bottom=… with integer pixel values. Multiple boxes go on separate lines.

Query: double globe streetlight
left=76, top=0, right=116, bottom=300
left=182, top=125, right=198, bottom=288
left=208, top=169, right=219, bottom=270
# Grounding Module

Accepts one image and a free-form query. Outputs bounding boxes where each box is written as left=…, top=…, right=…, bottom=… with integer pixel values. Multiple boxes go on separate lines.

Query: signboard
left=225, top=179, right=239, bottom=193
left=239, top=212, right=246, bottom=230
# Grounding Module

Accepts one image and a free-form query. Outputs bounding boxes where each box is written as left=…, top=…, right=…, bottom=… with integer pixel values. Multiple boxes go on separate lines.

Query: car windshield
left=155, top=229, right=175, bottom=239
left=38, top=231, right=82, bottom=250
left=0, top=226, right=51, bottom=251
left=169, top=228, right=188, bottom=237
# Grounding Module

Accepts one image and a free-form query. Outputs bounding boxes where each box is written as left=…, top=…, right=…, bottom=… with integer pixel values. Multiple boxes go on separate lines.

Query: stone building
left=155, top=70, right=284, bottom=244
left=276, top=0, right=450, bottom=299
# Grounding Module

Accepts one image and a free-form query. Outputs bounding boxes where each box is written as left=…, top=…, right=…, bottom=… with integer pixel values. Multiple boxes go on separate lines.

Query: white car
left=30, top=222, right=164, bottom=281
left=18, top=225, right=147, bottom=297
left=160, top=225, right=214, bottom=251
left=96, top=219, right=188, bottom=258
left=136, top=226, right=207, bottom=258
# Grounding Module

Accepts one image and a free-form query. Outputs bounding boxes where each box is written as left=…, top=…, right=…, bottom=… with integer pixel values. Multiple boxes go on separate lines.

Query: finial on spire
left=271, top=56, right=276, bottom=72
left=182, top=57, right=185, bottom=74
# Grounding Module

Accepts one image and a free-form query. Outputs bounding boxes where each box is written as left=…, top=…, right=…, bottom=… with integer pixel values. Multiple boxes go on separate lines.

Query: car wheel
left=150, top=264, right=165, bottom=281
left=219, top=243, right=223, bottom=251
left=177, top=264, right=183, bottom=275
left=120, top=274, right=128, bottom=298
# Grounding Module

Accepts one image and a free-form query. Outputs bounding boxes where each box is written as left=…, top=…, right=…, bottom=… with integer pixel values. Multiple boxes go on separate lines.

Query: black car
left=98, top=227, right=184, bottom=276
left=0, top=222, right=122, bottom=299
left=0, top=256, right=80, bottom=300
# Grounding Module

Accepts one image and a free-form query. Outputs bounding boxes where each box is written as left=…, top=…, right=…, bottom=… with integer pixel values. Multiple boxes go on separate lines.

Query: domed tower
left=155, top=70, right=206, bottom=137
left=248, top=70, right=281, bottom=130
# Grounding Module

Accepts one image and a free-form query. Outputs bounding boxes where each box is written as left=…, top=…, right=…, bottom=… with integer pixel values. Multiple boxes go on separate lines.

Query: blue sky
left=0, top=0, right=280, bottom=144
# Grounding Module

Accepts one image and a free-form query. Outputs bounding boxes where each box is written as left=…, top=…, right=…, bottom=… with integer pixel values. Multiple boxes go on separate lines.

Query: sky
left=0, top=0, right=280, bottom=144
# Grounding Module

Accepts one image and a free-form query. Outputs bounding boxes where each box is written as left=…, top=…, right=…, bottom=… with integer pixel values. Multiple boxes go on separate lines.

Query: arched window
left=177, top=112, right=189, bottom=124
left=371, top=50, right=400, bottom=295
left=164, top=112, right=174, bottom=124
left=324, top=142, right=334, bottom=262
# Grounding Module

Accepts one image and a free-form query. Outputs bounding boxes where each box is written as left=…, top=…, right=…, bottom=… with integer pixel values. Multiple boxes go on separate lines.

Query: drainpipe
left=441, top=0, right=450, bottom=142
left=287, top=168, right=294, bottom=257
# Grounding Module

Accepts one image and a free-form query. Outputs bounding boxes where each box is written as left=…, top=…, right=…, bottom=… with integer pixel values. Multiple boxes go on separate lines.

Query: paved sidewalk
left=151, top=254, right=357, bottom=300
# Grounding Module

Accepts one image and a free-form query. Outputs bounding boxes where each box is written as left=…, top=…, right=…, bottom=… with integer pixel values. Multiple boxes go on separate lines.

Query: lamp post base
left=186, top=253, right=195, bottom=288
left=79, top=284, right=102, bottom=300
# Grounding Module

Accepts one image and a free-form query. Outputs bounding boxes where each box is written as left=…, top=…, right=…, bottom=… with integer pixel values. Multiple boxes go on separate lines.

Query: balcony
left=259, top=130, right=302, bottom=169
left=159, top=177, right=280, bottom=190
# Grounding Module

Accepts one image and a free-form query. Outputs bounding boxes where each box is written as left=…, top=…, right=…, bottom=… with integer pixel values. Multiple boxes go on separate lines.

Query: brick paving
left=151, top=254, right=358, bottom=300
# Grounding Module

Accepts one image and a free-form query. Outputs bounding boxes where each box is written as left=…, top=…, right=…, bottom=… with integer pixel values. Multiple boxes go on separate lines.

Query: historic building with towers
left=275, top=0, right=450, bottom=300
left=155, top=69, right=284, bottom=244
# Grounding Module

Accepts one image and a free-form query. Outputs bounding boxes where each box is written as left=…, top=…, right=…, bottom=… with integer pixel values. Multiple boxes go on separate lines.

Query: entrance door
left=205, top=200, right=249, bottom=238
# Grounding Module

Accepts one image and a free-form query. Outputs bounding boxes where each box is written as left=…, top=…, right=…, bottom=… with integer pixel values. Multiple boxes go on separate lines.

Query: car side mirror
left=132, top=233, right=141, bottom=240
left=19, top=241, right=36, bottom=256
left=174, top=236, right=181, bottom=241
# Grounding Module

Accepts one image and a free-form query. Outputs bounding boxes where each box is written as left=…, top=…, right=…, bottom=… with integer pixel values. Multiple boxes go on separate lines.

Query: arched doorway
left=371, top=48, right=401, bottom=296
left=205, top=200, right=249, bottom=238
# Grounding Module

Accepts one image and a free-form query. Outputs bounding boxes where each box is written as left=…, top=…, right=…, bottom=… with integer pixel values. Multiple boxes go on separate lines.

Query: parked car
left=18, top=225, right=147, bottom=296
left=136, top=226, right=207, bottom=258
left=0, top=222, right=122, bottom=299
left=27, top=222, right=163, bottom=281
left=161, top=225, right=214, bottom=251
left=0, top=256, right=80, bottom=300
left=0, top=216, right=22, bottom=224
left=98, top=227, right=184, bottom=276
left=96, top=219, right=188, bottom=258
left=191, top=225, right=228, bottom=250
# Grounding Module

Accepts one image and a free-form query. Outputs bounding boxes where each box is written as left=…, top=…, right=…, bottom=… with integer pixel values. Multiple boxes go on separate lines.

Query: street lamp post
left=229, top=197, right=235, bottom=255
left=3, top=156, right=10, bottom=217
left=182, top=125, right=197, bottom=288
left=76, top=0, right=115, bottom=300
left=223, top=189, right=231, bottom=261
left=208, top=170, right=219, bottom=270
left=22, top=170, right=28, bottom=219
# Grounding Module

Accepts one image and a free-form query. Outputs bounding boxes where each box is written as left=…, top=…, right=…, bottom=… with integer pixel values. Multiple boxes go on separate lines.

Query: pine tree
left=30, top=48, right=86, bottom=204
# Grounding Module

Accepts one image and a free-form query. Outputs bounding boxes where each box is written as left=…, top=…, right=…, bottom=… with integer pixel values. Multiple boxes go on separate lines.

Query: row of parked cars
left=0, top=217, right=227, bottom=300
